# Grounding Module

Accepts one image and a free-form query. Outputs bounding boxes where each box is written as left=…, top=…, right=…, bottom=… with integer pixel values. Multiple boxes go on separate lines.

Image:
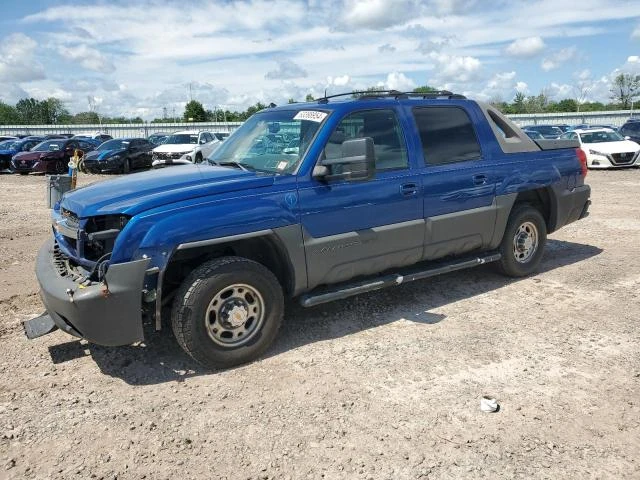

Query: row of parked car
left=0, top=130, right=230, bottom=175
left=520, top=119, right=640, bottom=169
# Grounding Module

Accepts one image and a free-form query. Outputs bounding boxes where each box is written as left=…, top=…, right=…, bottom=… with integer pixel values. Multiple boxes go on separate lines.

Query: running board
left=299, top=252, right=501, bottom=308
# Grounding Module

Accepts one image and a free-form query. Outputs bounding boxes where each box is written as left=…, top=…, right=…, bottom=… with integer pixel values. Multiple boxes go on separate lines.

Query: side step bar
left=23, top=312, right=58, bottom=339
left=299, top=252, right=501, bottom=308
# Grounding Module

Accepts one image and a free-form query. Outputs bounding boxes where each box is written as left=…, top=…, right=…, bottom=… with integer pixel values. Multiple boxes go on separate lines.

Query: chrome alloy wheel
left=205, top=283, right=265, bottom=347
left=513, top=221, right=538, bottom=264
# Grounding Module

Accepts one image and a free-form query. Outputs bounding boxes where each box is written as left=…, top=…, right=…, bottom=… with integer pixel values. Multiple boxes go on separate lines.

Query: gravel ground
left=1, top=170, right=639, bottom=479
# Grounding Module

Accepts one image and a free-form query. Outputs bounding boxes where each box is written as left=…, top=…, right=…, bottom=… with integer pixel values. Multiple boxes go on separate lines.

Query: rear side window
left=413, top=107, right=481, bottom=165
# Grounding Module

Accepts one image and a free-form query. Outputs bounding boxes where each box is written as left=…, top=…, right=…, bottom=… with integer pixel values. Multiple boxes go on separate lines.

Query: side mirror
left=313, top=137, right=375, bottom=182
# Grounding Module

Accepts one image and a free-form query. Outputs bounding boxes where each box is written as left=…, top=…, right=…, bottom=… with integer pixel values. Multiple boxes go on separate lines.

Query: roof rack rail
left=315, top=90, right=466, bottom=104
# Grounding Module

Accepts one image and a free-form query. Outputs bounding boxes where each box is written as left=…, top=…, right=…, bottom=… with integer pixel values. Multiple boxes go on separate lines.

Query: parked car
left=26, top=91, right=591, bottom=369
left=81, top=138, right=154, bottom=174
left=213, top=132, right=230, bottom=141
left=520, top=125, right=563, bottom=139
left=10, top=138, right=96, bottom=174
left=619, top=118, right=640, bottom=144
left=72, top=136, right=103, bottom=148
left=148, top=132, right=169, bottom=146
left=0, top=135, right=17, bottom=142
left=44, top=134, right=74, bottom=140
left=560, top=128, right=640, bottom=168
left=0, top=136, right=44, bottom=172
left=151, top=130, right=221, bottom=167
left=555, top=124, right=572, bottom=133
left=523, top=129, right=544, bottom=140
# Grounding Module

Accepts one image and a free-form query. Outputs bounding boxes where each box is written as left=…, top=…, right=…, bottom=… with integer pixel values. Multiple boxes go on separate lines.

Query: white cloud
left=505, top=37, right=545, bottom=58
left=265, top=59, right=308, bottom=80
left=339, top=0, right=418, bottom=30
left=0, top=33, right=45, bottom=83
left=378, top=43, right=396, bottom=53
left=541, top=47, right=577, bottom=71
left=427, top=52, right=481, bottom=83
left=327, top=75, right=351, bottom=86
left=632, top=25, right=640, bottom=39
left=515, top=82, right=528, bottom=93
left=57, top=45, right=115, bottom=73
left=383, top=72, right=416, bottom=91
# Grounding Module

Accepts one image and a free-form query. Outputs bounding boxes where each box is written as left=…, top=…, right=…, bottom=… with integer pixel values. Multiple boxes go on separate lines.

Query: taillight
left=576, top=148, right=588, bottom=177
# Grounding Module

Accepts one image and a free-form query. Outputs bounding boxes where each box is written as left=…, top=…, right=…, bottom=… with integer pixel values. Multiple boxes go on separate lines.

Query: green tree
left=610, top=73, right=640, bottom=109
left=413, top=85, right=438, bottom=93
left=71, top=111, right=100, bottom=124
left=555, top=98, right=578, bottom=112
left=512, top=92, right=527, bottom=114
left=287, top=98, right=297, bottom=104
left=0, top=101, right=20, bottom=124
left=305, top=94, right=315, bottom=102
left=183, top=100, right=206, bottom=122
left=15, top=98, right=41, bottom=124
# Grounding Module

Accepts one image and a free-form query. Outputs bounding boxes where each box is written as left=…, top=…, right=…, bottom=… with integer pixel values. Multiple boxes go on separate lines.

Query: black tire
left=194, top=152, right=203, bottom=164
left=171, top=256, right=284, bottom=369
left=122, top=158, right=131, bottom=174
left=55, top=159, right=66, bottom=174
left=497, top=204, right=547, bottom=277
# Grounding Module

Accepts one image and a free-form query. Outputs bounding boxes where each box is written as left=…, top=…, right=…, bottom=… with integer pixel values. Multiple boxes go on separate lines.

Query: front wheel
left=121, top=158, right=131, bottom=174
left=171, top=256, right=284, bottom=369
left=497, top=205, right=547, bottom=277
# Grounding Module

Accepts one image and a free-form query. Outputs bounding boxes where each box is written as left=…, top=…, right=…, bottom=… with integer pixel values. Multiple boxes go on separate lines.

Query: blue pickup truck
left=25, top=91, right=591, bottom=369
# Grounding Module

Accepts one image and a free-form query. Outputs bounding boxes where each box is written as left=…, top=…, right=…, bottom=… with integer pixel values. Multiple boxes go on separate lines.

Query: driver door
left=297, top=108, right=424, bottom=289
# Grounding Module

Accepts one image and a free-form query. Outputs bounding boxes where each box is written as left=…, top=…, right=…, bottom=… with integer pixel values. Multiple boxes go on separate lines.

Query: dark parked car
left=11, top=138, right=96, bottom=174
left=0, top=135, right=17, bottom=142
left=82, top=138, right=154, bottom=174
left=0, top=137, right=44, bottom=172
left=618, top=119, right=640, bottom=143
left=148, top=132, right=169, bottom=145
left=521, top=125, right=563, bottom=139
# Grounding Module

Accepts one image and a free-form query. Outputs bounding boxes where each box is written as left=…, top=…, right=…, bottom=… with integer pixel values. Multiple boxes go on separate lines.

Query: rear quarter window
left=412, top=107, right=482, bottom=165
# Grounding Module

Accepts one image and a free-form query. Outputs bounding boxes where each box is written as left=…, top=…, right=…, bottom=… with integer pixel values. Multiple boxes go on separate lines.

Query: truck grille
left=153, top=151, right=184, bottom=161
left=610, top=152, right=636, bottom=165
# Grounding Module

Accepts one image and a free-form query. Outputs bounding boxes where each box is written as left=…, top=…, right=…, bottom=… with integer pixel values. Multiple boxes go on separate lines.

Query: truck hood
left=153, top=144, right=197, bottom=154
left=61, top=165, right=275, bottom=217
left=583, top=140, right=640, bottom=154
left=84, top=148, right=127, bottom=161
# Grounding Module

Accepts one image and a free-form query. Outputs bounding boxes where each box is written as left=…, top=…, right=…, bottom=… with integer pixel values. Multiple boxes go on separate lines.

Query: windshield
left=0, top=140, right=17, bottom=150
left=207, top=109, right=327, bottom=174
left=532, top=126, right=561, bottom=135
left=579, top=130, right=625, bottom=143
left=33, top=140, right=66, bottom=152
left=165, top=134, right=198, bottom=145
left=98, top=139, right=130, bottom=151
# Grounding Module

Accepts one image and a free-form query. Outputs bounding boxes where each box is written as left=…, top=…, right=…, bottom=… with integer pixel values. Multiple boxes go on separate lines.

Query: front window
left=98, top=139, right=130, bottom=151
left=207, top=109, right=328, bottom=173
left=579, top=131, right=625, bottom=143
left=164, top=134, right=198, bottom=145
left=33, top=140, right=66, bottom=152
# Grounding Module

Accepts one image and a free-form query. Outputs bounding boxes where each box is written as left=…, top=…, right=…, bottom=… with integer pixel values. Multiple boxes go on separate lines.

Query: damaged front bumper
left=29, top=239, right=151, bottom=346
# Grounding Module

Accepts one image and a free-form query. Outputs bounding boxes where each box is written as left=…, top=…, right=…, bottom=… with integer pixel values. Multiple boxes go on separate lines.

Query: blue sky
left=1, top=0, right=639, bottom=120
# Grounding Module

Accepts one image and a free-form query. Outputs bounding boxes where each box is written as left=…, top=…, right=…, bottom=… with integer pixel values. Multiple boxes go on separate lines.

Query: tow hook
left=65, top=288, right=74, bottom=303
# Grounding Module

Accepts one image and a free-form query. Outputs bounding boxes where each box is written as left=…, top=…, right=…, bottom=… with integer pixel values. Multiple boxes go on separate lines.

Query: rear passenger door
left=411, top=106, right=497, bottom=260
left=298, top=108, right=424, bottom=289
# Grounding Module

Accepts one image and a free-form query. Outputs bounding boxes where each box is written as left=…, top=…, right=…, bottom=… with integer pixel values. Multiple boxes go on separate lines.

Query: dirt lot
left=1, top=170, right=639, bottom=479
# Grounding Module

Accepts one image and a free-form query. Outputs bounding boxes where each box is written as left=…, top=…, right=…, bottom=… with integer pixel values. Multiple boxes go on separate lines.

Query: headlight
left=185, top=155, right=192, bottom=161
left=589, top=149, right=608, bottom=157
left=110, top=155, right=121, bottom=161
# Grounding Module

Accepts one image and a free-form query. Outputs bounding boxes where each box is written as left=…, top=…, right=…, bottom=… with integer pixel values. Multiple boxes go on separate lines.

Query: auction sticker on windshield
left=293, top=111, right=328, bottom=123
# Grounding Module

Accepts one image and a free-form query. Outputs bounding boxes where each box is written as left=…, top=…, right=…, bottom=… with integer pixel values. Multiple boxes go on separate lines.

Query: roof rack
left=315, top=90, right=466, bottom=104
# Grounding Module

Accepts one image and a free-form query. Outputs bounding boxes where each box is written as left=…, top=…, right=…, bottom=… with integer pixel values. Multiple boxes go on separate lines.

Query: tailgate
left=535, top=139, right=580, bottom=151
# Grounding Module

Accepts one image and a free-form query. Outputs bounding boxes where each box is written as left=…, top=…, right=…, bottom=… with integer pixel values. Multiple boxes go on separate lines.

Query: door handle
left=473, top=174, right=487, bottom=185
left=400, top=183, right=418, bottom=196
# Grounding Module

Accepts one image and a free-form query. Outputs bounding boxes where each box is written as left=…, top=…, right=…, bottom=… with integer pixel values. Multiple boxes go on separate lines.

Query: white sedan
left=561, top=128, right=640, bottom=169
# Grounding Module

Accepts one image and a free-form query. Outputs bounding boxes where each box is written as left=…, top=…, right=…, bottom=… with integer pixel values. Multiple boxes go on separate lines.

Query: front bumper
left=35, top=239, right=150, bottom=346
left=83, top=159, right=120, bottom=173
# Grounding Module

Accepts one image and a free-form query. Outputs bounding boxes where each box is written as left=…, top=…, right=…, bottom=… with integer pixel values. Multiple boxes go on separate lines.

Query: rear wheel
left=171, top=256, right=284, bottom=369
left=55, top=159, right=66, bottom=174
left=194, top=152, right=203, bottom=164
left=497, top=204, right=547, bottom=277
